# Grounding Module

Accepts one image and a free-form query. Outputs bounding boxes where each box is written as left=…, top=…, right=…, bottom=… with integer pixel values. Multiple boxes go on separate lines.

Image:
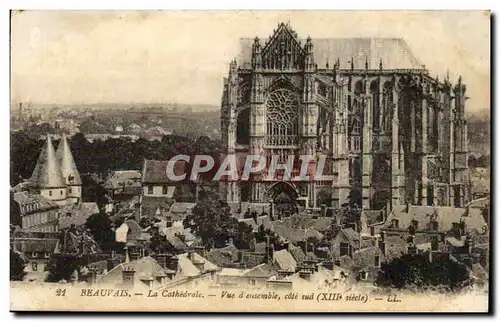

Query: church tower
left=56, top=134, right=82, bottom=204
left=30, top=135, right=67, bottom=205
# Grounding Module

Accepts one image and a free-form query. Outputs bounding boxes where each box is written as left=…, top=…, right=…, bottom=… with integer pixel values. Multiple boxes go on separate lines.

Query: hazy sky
left=11, top=10, right=490, bottom=111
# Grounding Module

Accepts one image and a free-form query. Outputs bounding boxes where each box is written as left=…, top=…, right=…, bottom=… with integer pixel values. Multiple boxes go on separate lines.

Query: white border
left=2, top=1, right=497, bottom=321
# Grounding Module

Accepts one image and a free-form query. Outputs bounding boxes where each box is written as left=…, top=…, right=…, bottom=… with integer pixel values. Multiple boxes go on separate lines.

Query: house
left=104, top=170, right=142, bottom=200
left=142, top=159, right=187, bottom=198
left=96, top=256, right=175, bottom=290
left=58, top=202, right=99, bottom=230
left=12, top=191, right=60, bottom=233
left=115, top=219, right=151, bottom=248
left=378, top=205, right=488, bottom=236
left=10, top=235, right=60, bottom=282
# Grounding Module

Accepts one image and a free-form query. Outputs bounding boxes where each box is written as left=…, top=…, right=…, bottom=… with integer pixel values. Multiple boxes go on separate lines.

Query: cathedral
left=220, top=22, right=469, bottom=211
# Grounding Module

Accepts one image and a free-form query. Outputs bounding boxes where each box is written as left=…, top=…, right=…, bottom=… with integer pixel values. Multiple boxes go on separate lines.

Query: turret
left=304, top=36, right=315, bottom=72
left=30, top=135, right=67, bottom=205
left=251, top=36, right=262, bottom=69
left=56, top=134, right=82, bottom=204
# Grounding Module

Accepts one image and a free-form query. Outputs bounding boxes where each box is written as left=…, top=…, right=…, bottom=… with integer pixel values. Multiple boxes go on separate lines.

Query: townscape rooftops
left=104, top=170, right=141, bottom=190
left=142, top=159, right=188, bottom=184
left=58, top=202, right=99, bottom=230
left=273, top=249, right=297, bottom=272
left=55, top=134, right=82, bottom=186
left=97, top=256, right=172, bottom=286
left=13, top=191, right=60, bottom=215
left=11, top=237, right=60, bottom=253
left=383, top=205, right=487, bottom=234
left=237, top=36, right=424, bottom=70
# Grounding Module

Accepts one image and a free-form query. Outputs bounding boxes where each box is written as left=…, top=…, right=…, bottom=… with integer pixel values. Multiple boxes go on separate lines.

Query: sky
left=10, top=10, right=490, bottom=112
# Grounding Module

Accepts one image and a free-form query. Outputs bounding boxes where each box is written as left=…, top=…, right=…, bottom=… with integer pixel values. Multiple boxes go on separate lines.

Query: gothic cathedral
left=220, top=23, right=469, bottom=211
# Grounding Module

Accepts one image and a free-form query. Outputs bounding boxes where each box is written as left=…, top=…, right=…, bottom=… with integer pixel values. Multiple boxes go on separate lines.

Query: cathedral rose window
left=266, top=89, right=299, bottom=145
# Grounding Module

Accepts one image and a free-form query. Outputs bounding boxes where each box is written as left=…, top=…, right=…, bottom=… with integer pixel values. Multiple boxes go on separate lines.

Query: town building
left=220, top=22, right=469, bottom=211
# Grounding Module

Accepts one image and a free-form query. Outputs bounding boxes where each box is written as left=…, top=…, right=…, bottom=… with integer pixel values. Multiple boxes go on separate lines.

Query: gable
left=261, top=23, right=305, bottom=70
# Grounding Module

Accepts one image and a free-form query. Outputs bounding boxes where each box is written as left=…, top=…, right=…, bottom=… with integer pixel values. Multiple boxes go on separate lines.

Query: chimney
left=155, top=253, right=167, bottom=269
left=165, top=255, right=179, bottom=272
left=323, top=261, right=335, bottom=270
left=228, top=236, right=234, bottom=246
left=129, top=252, right=140, bottom=261
left=122, top=267, right=135, bottom=288
left=299, top=270, right=312, bottom=281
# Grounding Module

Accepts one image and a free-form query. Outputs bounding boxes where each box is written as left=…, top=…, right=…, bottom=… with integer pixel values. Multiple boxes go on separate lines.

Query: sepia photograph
left=9, top=10, right=491, bottom=313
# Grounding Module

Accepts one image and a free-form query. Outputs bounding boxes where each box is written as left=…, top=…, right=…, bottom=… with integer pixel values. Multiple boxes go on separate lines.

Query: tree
left=46, top=254, right=82, bottom=283
left=85, top=212, right=114, bottom=247
left=183, top=191, right=252, bottom=249
left=375, top=253, right=472, bottom=291
left=10, top=250, right=26, bottom=281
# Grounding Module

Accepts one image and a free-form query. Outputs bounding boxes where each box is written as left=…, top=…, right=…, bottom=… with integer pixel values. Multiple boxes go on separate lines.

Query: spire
left=30, top=135, right=65, bottom=188
left=56, top=134, right=82, bottom=186
left=350, top=57, right=354, bottom=70
left=365, top=57, right=369, bottom=70
left=379, top=58, right=383, bottom=71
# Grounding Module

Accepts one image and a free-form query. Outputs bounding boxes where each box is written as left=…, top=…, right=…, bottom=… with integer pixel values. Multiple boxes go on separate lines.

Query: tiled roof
left=237, top=37, right=424, bottom=70
left=11, top=237, right=59, bottom=253
left=273, top=249, right=297, bottom=271
left=382, top=205, right=487, bottom=234
left=177, top=252, right=219, bottom=278
left=206, top=245, right=240, bottom=267
left=30, top=135, right=65, bottom=188
left=169, top=202, right=196, bottom=214
left=97, top=256, right=172, bottom=286
left=288, top=244, right=306, bottom=263
left=13, top=191, right=59, bottom=215
left=141, top=196, right=174, bottom=220
left=58, top=202, right=99, bottom=229
left=341, top=228, right=361, bottom=250
left=142, top=159, right=188, bottom=184
left=55, top=134, right=82, bottom=186
left=243, top=263, right=276, bottom=278
left=352, top=246, right=385, bottom=268
left=104, top=170, right=141, bottom=191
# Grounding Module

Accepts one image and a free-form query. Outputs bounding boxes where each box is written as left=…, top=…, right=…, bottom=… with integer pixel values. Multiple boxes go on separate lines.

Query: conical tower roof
left=56, top=134, right=82, bottom=186
left=30, top=135, right=65, bottom=188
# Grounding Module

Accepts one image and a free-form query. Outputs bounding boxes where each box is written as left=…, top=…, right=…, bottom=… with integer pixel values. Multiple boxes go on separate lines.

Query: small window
left=33, top=252, right=38, bottom=258
left=411, top=220, right=419, bottom=230
left=162, top=185, right=168, bottom=195
left=32, top=262, right=38, bottom=271
left=430, top=221, right=439, bottom=231
left=49, top=191, right=53, bottom=196
left=60, top=190, right=63, bottom=195
left=391, top=219, right=399, bottom=229
left=148, top=186, right=153, bottom=194
left=340, top=242, right=350, bottom=257
left=69, top=188, right=72, bottom=194
left=374, top=255, right=380, bottom=267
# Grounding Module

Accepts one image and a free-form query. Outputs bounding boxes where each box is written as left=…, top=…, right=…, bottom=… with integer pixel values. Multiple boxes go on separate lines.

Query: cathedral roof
left=30, top=135, right=66, bottom=189
left=56, top=134, right=82, bottom=186
left=237, top=37, right=424, bottom=70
